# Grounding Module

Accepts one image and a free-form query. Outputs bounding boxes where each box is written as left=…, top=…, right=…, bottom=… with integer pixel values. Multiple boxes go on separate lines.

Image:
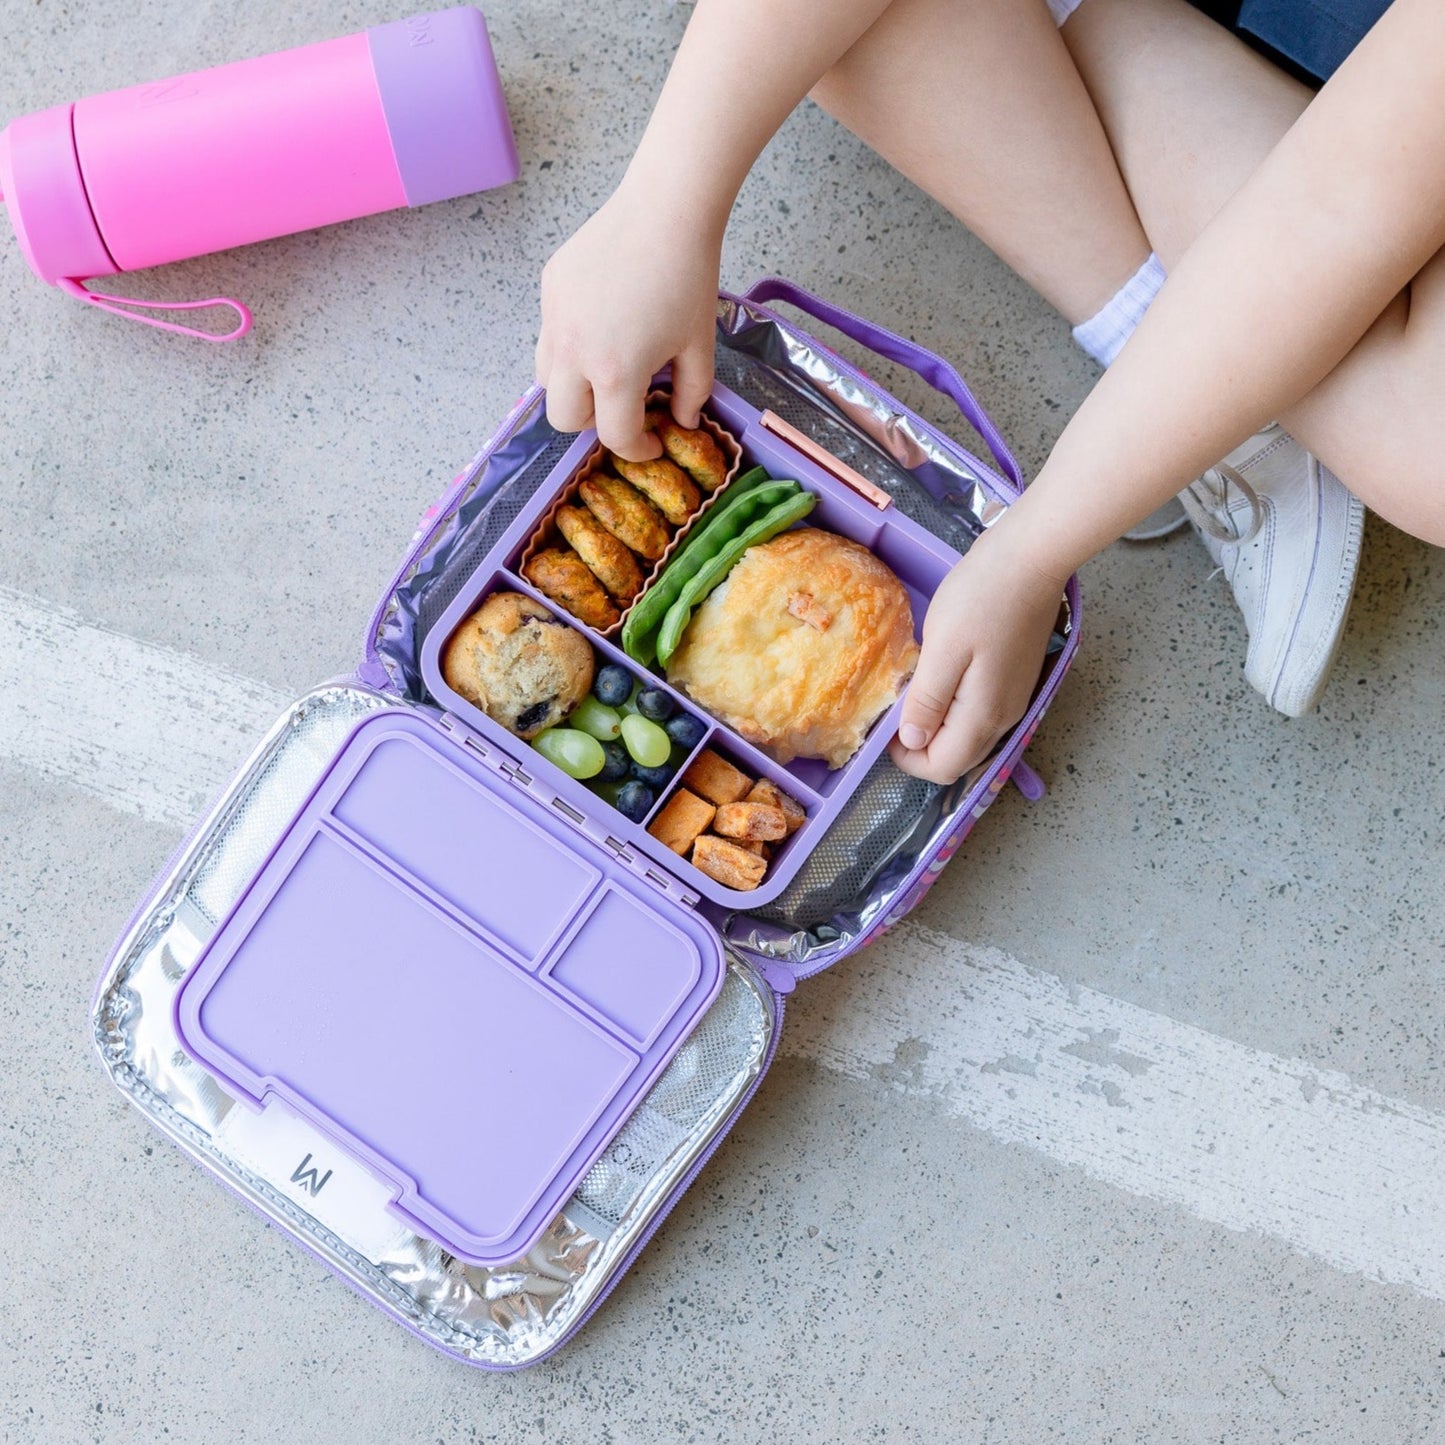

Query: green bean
left=621, top=470, right=799, bottom=665
left=655, top=491, right=817, bottom=667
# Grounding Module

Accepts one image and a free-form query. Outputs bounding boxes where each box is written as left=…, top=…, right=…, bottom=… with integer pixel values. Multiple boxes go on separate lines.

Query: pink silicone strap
left=56, top=278, right=253, bottom=341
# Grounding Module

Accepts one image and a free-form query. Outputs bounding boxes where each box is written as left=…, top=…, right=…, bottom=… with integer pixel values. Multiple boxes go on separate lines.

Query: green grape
left=532, top=728, right=605, bottom=780
left=569, top=696, right=622, bottom=740
left=620, top=714, right=671, bottom=769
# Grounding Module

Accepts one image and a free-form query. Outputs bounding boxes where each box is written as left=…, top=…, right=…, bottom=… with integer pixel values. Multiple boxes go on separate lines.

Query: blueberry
left=629, top=759, right=674, bottom=789
left=596, top=740, right=630, bottom=783
left=593, top=663, right=633, bottom=708
left=635, top=687, right=674, bottom=722
left=614, top=780, right=655, bottom=823
left=514, top=700, right=555, bottom=736
left=664, top=712, right=706, bottom=752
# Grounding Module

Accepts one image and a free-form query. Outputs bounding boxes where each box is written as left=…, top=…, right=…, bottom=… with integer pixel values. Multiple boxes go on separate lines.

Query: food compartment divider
left=638, top=721, right=724, bottom=828
left=434, top=565, right=822, bottom=905
left=534, top=884, right=705, bottom=1052
left=324, top=727, right=600, bottom=966
left=494, top=564, right=722, bottom=802
left=499, top=563, right=823, bottom=806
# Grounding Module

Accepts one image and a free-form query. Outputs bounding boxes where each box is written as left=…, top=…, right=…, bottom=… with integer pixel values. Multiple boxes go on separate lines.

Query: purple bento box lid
left=173, top=709, right=726, bottom=1269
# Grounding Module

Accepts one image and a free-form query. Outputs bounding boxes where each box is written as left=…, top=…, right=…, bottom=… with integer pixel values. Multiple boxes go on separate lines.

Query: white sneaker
left=1179, top=424, right=1364, bottom=717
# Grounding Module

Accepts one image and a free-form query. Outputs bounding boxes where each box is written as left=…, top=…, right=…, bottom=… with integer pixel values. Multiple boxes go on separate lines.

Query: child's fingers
left=594, top=378, right=662, bottom=462
left=889, top=689, right=1007, bottom=785
left=534, top=330, right=553, bottom=387
left=669, top=343, right=714, bottom=430
left=895, top=632, right=968, bottom=754
left=545, top=371, right=596, bottom=435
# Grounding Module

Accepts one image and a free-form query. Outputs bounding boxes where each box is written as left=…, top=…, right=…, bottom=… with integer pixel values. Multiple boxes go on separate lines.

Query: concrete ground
left=3, top=3, right=1443, bottom=1442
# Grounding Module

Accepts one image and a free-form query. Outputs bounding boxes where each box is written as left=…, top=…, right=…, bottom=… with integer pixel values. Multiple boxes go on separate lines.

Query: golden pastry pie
left=665, top=528, right=919, bottom=768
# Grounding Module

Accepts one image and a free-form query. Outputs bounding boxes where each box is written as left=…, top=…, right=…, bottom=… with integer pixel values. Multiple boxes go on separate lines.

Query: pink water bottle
left=0, top=7, right=519, bottom=340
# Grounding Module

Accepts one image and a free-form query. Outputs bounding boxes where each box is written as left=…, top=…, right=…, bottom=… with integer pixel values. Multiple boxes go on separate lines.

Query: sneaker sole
left=1248, top=465, right=1364, bottom=717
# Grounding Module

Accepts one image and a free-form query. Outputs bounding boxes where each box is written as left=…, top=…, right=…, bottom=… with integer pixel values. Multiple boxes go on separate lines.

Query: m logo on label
left=289, top=1153, right=333, bottom=1197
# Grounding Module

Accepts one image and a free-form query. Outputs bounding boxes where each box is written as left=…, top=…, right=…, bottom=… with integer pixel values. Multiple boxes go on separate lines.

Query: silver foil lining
left=370, top=297, right=1071, bottom=970
left=94, top=687, right=774, bottom=1369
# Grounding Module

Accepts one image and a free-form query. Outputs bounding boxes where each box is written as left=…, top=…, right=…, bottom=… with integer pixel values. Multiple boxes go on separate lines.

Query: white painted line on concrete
left=8, top=588, right=1443, bottom=1300
left=787, top=927, right=1445, bottom=1300
left=1, top=585, right=289, bottom=827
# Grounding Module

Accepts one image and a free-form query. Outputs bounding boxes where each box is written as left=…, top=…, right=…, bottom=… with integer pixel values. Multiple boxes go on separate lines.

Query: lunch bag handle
left=738, top=276, right=1026, bottom=492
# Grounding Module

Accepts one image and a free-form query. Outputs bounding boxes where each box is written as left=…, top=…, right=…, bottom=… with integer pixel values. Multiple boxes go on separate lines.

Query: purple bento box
left=174, top=374, right=964, bottom=1271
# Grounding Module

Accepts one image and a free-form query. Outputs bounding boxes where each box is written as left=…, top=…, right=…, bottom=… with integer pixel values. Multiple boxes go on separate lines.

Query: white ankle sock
left=1071, top=252, right=1165, bottom=367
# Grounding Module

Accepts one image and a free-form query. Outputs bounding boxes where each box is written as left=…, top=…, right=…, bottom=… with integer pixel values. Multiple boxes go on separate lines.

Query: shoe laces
left=1179, top=460, right=1264, bottom=545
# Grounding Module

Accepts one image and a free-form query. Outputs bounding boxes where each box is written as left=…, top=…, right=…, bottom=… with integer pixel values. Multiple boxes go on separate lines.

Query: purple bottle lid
left=368, top=6, right=520, bottom=206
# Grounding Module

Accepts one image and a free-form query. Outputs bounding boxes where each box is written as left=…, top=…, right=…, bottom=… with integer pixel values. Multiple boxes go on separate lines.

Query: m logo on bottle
left=289, top=1153, right=333, bottom=1197
left=136, top=78, right=199, bottom=106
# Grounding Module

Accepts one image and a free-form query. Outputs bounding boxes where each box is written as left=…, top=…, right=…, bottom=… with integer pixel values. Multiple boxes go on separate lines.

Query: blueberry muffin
left=441, top=591, right=594, bottom=739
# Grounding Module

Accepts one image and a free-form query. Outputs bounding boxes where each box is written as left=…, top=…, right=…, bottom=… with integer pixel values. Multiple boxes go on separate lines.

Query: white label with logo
left=214, top=1098, right=413, bottom=1262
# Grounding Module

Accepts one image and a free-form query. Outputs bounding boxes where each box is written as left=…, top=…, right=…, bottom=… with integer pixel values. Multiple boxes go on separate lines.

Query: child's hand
left=537, top=188, right=723, bottom=462
left=890, top=525, right=1066, bottom=785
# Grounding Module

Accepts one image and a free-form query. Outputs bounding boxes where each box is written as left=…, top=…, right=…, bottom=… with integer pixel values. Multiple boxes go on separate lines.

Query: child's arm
left=537, top=0, right=894, bottom=461
left=893, top=0, right=1445, bottom=783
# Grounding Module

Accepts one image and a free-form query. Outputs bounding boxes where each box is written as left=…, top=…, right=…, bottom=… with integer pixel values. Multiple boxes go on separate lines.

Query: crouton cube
left=681, top=749, right=752, bottom=806
left=691, top=834, right=767, bottom=891
left=713, top=800, right=787, bottom=842
left=745, top=778, right=806, bottom=835
left=647, top=789, right=717, bottom=856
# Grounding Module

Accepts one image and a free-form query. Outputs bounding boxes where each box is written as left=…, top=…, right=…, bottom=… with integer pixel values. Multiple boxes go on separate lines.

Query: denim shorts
left=1227, top=0, right=1392, bottom=81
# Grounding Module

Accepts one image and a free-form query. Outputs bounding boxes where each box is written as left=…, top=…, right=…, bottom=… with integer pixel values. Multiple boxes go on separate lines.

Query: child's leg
left=817, top=0, right=1443, bottom=541
left=809, top=0, right=1152, bottom=328
left=813, top=0, right=1370, bottom=726
left=1063, top=0, right=1445, bottom=541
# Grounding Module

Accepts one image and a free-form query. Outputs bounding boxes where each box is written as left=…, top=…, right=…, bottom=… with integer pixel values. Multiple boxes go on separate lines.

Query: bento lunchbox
left=91, top=278, right=1081, bottom=1368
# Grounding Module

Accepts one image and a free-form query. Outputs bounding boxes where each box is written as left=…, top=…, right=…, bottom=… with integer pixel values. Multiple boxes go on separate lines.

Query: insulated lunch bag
left=91, top=278, right=1081, bottom=1369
